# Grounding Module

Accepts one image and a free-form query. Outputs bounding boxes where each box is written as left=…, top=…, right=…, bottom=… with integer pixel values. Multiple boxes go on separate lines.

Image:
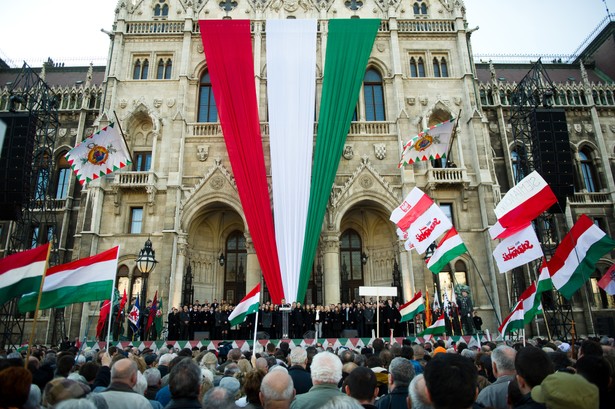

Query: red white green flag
left=418, top=313, right=446, bottom=337
left=399, top=291, right=425, bottom=323
left=0, top=244, right=50, bottom=306
left=426, top=228, right=468, bottom=274
left=228, top=283, right=260, bottom=326
left=520, top=282, right=541, bottom=324
left=549, top=214, right=615, bottom=299
left=598, top=264, right=615, bottom=295
left=66, top=123, right=131, bottom=186
left=499, top=301, right=525, bottom=335
left=19, top=246, right=119, bottom=312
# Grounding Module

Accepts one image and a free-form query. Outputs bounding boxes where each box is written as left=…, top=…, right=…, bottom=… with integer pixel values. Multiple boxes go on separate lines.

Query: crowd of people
left=1, top=334, right=614, bottom=409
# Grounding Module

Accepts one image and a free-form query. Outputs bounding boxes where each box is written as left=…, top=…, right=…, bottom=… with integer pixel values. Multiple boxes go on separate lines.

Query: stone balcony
left=425, top=167, right=470, bottom=190
left=569, top=192, right=612, bottom=205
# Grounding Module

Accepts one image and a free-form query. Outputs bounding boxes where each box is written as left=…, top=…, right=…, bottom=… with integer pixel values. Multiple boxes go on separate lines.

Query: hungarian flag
left=492, top=224, right=543, bottom=274
left=19, top=246, right=119, bottom=312
left=536, top=259, right=553, bottom=298
left=65, top=123, right=131, bottom=186
left=520, top=282, right=541, bottom=324
left=426, top=228, right=468, bottom=274
left=405, top=203, right=453, bottom=255
left=499, top=301, right=525, bottom=335
left=96, top=300, right=111, bottom=339
left=549, top=214, right=615, bottom=299
left=489, top=171, right=557, bottom=239
left=128, top=294, right=140, bottom=331
left=418, top=313, right=446, bottom=337
left=0, top=244, right=50, bottom=306
left=399, top=291, right=425, bottom=323
left=598, top=264, right=615, bottom=295
left=399, top=118, right=455, bottom=166
left=228, top=283, right=260, bottom=326
left=390, top=187, right=434, bottom=231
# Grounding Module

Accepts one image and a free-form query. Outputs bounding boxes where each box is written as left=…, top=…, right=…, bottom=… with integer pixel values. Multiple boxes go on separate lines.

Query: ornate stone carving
left=376, top=42, right=385, bottom=52
left=167, top=98, right=176, bottom=108
left=359, top=175, right=373, bottom=189
left=314, top=0, right=334, bottom=11
left=119, top=99, right=128, bottom=109
left=153, top=98, right=163, bottom=108
left=374, top=143, right=386, bottom=160
left=583, top=122, right=593, bottom=134
left=406, top=97, right=416, bottom=106
left=271, top=0, right=310, bottom=12
left=610, top=125, right=615, bottom=133
left=197, top=145, right=209, bottom=162
left=420, top=96, right=428, bottom=106
left=59, top=128, right=67, bottom=137
left=574, top=123, right=582, bottom=134
left=210, top=175, right=225, bottom=190
left=343, top=145, right=354, bottom=160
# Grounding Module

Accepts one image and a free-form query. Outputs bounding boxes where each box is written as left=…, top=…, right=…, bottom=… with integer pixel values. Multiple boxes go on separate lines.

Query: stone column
left=245, top=236, right=260, bottom=295
left=170, top=233, right=188, bottom=308
left=323, top=235, right=340, bottom=305
left=398, top=241, right=414, bottom=300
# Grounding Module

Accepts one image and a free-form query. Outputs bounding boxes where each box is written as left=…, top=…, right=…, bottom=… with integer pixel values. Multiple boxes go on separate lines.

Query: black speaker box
left=0, top=113, right=37, bottom=220
left=530, top=109, right=574, bottom=211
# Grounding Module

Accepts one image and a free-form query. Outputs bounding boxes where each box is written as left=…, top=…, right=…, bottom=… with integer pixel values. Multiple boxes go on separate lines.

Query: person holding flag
left=114, top=288, right=127, bottom=341
left=146, top=291, right=158, bottom=341
left=228, top=284, right=261, bottom=348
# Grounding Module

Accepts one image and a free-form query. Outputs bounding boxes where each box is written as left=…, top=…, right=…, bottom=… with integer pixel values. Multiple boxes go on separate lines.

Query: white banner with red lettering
left=405, top=204, right=453, bottom=254
left=493, top=224, right=544, bottom=273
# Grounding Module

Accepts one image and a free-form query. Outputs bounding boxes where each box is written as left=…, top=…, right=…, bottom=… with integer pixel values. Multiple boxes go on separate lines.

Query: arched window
left=410, top=57, right=418, bottom=77
left=579, top=149, right=598, bottom=192
left=421, top=3, right=428, bottom=14
left=55, top=154, right=71, bottom=199
left=116, top=265, right=130, bottom=299
left=162, top=3, right=169, bottom=16
left=413, top=3, right=420, bottom=14
left=417, top=57, right=425, bottom=77
left=440, top=57, right=448, bottom=77
left=156, top=58, right=172, bottom=80
left=224, top=231, right=247, bottom=304
left=198, top=71, right=218, bottom=122
left=363, top=69, right=385, bottom=121
left=154, top=4, right=161, bottom=16
left=340, top=229, right=365, bottom=303
left=133, top=59, right=148, bottom=80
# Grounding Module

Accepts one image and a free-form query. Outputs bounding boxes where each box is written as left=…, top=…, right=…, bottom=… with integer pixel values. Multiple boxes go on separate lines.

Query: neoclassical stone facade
left=1, top=0, right=613, bottom=341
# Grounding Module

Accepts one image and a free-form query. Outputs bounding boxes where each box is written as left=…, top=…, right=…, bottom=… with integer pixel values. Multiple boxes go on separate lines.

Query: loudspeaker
left=194, top=331, right=210, bottom=340
left=256, top=331, right=270, bottom=340
left=530, top=109, right=574, bottom=211
left=340, top=329, right=358, bottom=338
left=0, top=113, right=36, bottom=220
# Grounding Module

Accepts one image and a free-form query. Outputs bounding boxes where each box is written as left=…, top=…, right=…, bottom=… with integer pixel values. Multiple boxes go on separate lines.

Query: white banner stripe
left=0, top=260, right=46, bottom=287
left=41, top=258, right=117, bottom=291
left=228, top=292, right=260, bottom=322
left=267, top=19, right=317, bottom=303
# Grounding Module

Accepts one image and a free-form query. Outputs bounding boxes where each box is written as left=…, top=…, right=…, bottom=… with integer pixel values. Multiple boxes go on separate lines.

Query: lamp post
left=315, top=259, right=323, bottom=305
left=391, top=260, right=402, bottom=303
left=136, top=238, right=158, bottom=307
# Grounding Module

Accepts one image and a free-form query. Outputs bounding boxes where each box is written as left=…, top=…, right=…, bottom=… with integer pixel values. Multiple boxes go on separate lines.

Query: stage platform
left=84, top=335, right=490, bottom=352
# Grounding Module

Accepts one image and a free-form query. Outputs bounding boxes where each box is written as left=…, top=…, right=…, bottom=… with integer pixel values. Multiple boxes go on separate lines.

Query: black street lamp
left=136, top=238, right=157, bottom=304
left=391, top=260, right=403, bottom=303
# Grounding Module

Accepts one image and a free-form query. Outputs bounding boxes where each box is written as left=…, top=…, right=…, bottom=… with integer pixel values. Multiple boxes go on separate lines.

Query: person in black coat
left=332, top=306, right=342, bottom=338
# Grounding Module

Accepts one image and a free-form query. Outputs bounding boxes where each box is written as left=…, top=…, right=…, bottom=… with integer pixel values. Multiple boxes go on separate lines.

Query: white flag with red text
left=406, top=204, right=453, bottom=254
left=390, top=187, right=434, bottom=231
left=493, top=224, right=543, bottom=273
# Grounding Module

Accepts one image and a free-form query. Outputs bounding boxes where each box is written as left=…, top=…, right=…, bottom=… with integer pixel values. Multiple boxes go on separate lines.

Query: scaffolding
left=508, top=59, right=575, bottom=340
left=0, top=63, right=62, bottom=350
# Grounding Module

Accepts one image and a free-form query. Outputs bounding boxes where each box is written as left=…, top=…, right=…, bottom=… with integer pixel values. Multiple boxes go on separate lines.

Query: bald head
left=255, top=357, right=269, bottom=373
left=260, top=370, right=295, bottom=409
left=111, top=358, right=138, bottom=386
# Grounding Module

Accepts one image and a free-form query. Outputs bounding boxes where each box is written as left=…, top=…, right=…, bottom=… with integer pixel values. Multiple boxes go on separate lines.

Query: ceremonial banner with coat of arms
left=398, top=118, right=455, bottom=167
left=66, top=123, right=132, bottom=186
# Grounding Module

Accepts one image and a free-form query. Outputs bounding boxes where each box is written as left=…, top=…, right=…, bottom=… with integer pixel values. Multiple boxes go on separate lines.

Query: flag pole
left=25, top=243, right=52, bottom=368
left=468, top=254, right=502, bottom=327
left=113, top=111, right=134, bottom=164
left=252, top=307, right=259, bottom=355
left=540, top=301, right=553, bottom=341
left=445, top=109, right=463, bottom=164
left=106, top=280, right=118, bottom=351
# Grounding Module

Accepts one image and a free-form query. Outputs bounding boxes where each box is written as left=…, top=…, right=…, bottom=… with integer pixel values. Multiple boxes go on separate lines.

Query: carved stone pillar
left=323, top=235, right=340, bottom=305
left=170, top=233, right=188, bottom=308
left=398, top=241, right=414, bottom=300
left=245, top=235, right=260, bottom=296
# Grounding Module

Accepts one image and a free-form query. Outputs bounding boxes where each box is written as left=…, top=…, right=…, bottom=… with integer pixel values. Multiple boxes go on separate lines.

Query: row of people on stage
left=164, top=298, right=417, bottom=340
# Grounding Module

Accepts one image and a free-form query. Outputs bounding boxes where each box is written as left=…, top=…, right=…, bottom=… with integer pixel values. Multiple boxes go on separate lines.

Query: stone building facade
left=0, top=0, right=613, bottom=341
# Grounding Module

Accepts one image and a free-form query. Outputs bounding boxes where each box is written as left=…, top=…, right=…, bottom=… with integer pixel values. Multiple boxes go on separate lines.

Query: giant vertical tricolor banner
left=200, top=19, right=379, bottom=303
